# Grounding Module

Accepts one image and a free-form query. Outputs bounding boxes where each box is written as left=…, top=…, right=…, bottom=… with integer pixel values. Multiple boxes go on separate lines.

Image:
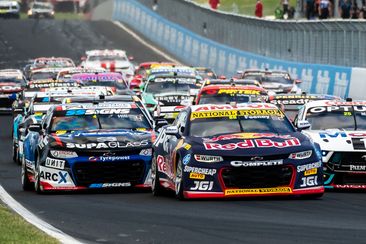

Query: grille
left=221, top=165, right=293, bottom=188
left=0, top=98, right=13, bottom=108
left=73, top=160, right=145, bottom=186
left=334, top=173, right=366, bottom=185
left=223, top=154, right=290, bottom=162
left=329, top=152, right=366, bottom=166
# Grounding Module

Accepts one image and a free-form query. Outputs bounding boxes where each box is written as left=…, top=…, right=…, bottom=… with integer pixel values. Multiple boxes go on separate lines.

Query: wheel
left=12, top=143, right=17, bottom=163
left=34, top=156, right=44, bottom=194
left=175, top=157, right=185, bottom=200
left=151, top=156, right=165, bottom=196
left=21, top=156, right=34, bottom=191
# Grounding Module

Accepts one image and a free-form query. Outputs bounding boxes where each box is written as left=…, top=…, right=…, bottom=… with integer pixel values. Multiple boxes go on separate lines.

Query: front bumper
left=37, top=153, right=152, bottom=191
left=179, top=159, right=324, bottom=199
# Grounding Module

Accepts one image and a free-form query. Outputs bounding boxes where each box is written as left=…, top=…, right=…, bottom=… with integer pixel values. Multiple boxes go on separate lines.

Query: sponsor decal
left=304, top=168, right=318, bottom=176
left=89, top=182, right=131, bottom=188
left=194, top=155, right=223, bottom=163
left=309, top=106, right=366, bottom=114
left=45, top=157, right=65, bottom=170
left=300, top=176, right=318, bottom=187
left=191, top=109, right=282, bottom=120
left=157, top=155, right=173, bottom=178
left=334, top=184, right=366, bottom=189
left=183, top=143, right=191, bottom=150
left=189, top=172, right=205, bottom=180
left=231, top=160, right=283, bottom=167
left=88, top=156, right=130, bottom=162
left=40, top=170, right=68, bottom=184
left=96, top=137, right=117, bottom=142
left=350, top=165, right=366, bottom=171
left=66, top=140, right=149, bottom=149
left=205, top=133, right=291, bottom=142
left=297, top=162, right=322, bottom=172
left=194, top=104, right=275, bottom=112
left=190, top=181, right=213, bottom=191
left=204, top=138, right=300, bottom=150
left=289, top=150, right=312, bottom=160
left=38, top=137, right=49, bottom=150
left=217, top=89, right=260, bottom=95
left=184, top=166, right=217, bottom=176
left=65, top=108, right=130, bottom=116
left=319, top=132, right=366, bottom=138
left=182, top=154, right=191, bottom=165
left=225, top=187, right=292, bottom=196
left=139, top=148, right=152, bottom=156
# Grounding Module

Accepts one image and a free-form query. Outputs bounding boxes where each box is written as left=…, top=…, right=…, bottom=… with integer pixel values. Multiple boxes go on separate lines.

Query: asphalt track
left=0, top=19, right=366, bottom=244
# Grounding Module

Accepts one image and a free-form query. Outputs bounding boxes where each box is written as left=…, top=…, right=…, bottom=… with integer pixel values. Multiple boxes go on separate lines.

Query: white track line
left=0, top=185, right=83, bottom=244
left=113, top=21, right=182, bottom=65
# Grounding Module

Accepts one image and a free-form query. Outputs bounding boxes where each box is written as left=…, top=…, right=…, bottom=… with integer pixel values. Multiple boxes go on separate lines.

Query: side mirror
left=28, top=124, right=42, bottom=133
left=295, top=79, right=302, bottom=84
left=80, top=56, right=86, bottom=61
left=155, top=119, right=169, bottom=130
left=236, top=70, right=244, bottom=75
left=297, top=120, right=311, bottom=130
left=128, top=56, right=134, bottom=61
left=165, top=125, right=181, bottom=138
left=219, top=75, right=226, bottom=79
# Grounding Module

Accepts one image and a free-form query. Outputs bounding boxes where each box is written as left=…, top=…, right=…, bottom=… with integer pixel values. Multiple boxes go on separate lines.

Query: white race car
left=295, top=100, right=366, bottom=190
left=80, top=49, right=135, bottom=81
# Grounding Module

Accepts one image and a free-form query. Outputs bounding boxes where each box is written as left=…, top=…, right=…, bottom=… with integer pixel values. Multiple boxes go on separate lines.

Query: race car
left=152, top=103, right=324, bottom=199
left=0, top=0, right=20, bottom=18
left=71, top=72, right=131, bottom=95
left=140, top=71, right=201, bottom=121
left=23, top=57, right=75, bottom=79
left=130, top=62, right=176, bottom=91
left=194, top=67, right=217, bottom=80
left=29, top=68, right=64, bottom=81
left=268, top=93, right=341, bottom=121
left=80, top=49, right=135, bottom=80
left=195, top=84, right=269, bottom=105
left=0, top=69, right=26, bottom=113
left=13, top=89, right=111, bottom=164
left=295, top=100, right=366, bottom=190
left=21, top=102, right=155, bottom=193
left=240, top=69, right=302, bottom=94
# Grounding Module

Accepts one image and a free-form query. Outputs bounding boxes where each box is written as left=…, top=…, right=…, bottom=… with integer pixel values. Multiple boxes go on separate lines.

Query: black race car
left=152, top=103, right=324, bottom=199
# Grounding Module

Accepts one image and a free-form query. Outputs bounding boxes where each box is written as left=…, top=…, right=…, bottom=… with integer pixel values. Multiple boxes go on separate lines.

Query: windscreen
left=261, top=74, right=292, bottom=85
left=189, top=108, right=294, bottom=137
left=88, top=56, right=127, bottom=62
left=0, top=78, right=23, bottom=84
left=83, top=80, right=127, bottom=90
left=198, top=94, right=250, bottom=104
left=305, top=105, right=366, bottom=130
left=50, top=108, right=151, bottom=132
left=30, top=72, right=55, bottom=80
left=145, top=78, right=198, bottom=94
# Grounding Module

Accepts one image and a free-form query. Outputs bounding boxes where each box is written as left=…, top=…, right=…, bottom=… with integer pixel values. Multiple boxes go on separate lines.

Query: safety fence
left=112, top=0, right=366, bottom=99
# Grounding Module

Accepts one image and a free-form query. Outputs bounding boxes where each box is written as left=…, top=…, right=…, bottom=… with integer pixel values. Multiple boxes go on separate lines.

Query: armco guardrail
left=137, top=0, right=366, bottom=69
left=112, top=0, right=366, bottom=99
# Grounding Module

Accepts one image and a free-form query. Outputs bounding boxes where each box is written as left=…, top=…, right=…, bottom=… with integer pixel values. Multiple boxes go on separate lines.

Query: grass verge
left=0, top=204, right=59, bottom=244
left=193, top=0, right=297, bottom=17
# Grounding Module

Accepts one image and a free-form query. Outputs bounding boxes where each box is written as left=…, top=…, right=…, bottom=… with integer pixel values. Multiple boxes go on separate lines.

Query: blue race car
left=21, top=101, right=156, bottom=193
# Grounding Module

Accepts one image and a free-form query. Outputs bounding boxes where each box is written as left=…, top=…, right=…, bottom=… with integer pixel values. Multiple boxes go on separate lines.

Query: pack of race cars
left=3, top=49, right=365, bottom=200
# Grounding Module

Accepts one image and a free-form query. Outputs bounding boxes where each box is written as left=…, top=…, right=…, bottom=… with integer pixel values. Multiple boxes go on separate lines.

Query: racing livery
left=268, top=93, right=341, bottom=120
left=21, top=102, right=155, bottom=193
left=296, top=100, right=366, bottom=189
left=0, top=69, right=25, bottom=112
left=152, top=103, right=324, bottom=199
left=240, top=70, right=302, bottom=94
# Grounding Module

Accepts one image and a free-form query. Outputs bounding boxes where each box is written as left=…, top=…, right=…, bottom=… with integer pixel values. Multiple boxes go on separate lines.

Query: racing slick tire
left=21, top=156, right=33, bottom=191
left=151, top=156, right=166, bottom=196
left=34, top=155, right=44, bottom=194
left=12, top=143, right=18, bottom=164
left=175, top=157, right=185, bottom=200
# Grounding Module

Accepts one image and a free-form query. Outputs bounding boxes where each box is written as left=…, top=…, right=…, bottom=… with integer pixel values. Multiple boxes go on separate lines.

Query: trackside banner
left=112, top=0, right=366, bottom=99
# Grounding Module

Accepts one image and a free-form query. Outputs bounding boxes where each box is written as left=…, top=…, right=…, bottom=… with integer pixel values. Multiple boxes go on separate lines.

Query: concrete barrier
left=112, top=0, right=366, bottom=99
